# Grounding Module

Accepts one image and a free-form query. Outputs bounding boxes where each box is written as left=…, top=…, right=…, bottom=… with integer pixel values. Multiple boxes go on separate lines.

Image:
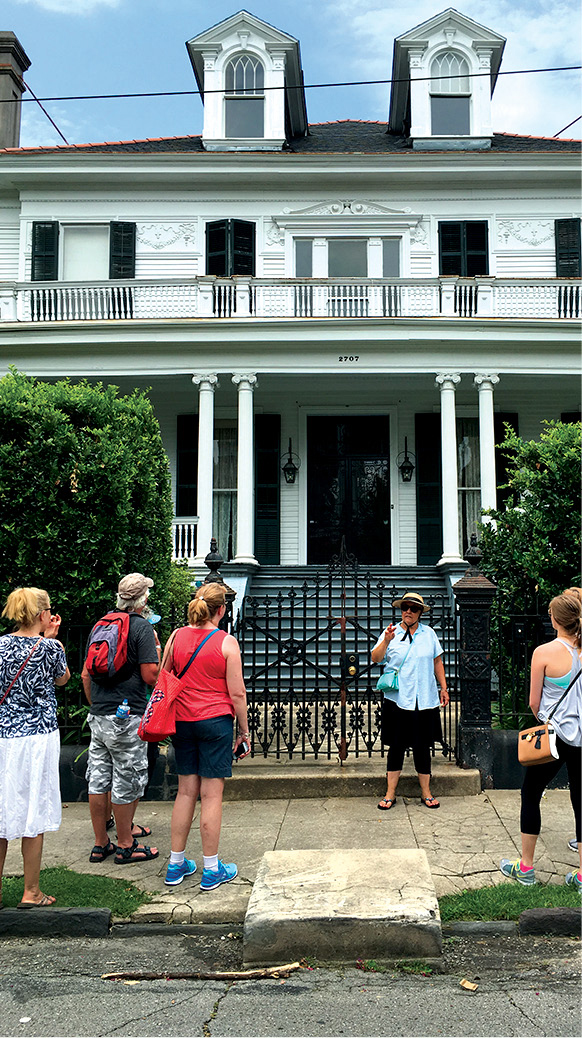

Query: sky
left=3, top=0, right=581, bottom=148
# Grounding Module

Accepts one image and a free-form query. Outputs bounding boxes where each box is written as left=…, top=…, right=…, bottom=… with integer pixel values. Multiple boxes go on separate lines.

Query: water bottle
left=115, top=698, right=130, bottom=721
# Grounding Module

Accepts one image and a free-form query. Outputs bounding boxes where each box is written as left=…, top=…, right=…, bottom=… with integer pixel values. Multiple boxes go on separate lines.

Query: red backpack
left=85, top=611, right=131, bottom=680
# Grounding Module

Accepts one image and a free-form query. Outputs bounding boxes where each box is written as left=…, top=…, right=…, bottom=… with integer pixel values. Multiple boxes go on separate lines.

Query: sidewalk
left=3, top=783, right=577, bottom=924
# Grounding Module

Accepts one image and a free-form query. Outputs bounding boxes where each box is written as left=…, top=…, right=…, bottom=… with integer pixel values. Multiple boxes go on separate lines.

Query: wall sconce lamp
left=281, top=438, right=301, bottom=484
left=397, top=437, right=416, bottom=483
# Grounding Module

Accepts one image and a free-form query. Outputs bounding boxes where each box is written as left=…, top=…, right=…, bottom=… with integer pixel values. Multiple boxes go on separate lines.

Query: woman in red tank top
left=160, top=584, right=250, bottom=892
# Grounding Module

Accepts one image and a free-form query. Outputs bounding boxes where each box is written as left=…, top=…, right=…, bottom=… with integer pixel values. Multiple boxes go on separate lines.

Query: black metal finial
left=464, top=534, right=483, bottom=576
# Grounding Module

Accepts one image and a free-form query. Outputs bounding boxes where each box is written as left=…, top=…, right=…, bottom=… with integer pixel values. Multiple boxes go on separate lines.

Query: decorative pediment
left=274, top=200, right=423, bottom=237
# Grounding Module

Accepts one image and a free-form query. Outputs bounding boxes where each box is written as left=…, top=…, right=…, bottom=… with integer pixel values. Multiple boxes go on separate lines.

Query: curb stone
left=0, top=907, right=111, bottom=938
left=518, top=907, right=582, bottom=937
left=443, top=921, right=518, bottom=937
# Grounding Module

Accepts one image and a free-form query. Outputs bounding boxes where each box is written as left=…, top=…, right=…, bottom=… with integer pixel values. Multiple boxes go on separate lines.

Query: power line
left=14, top=64, right=580, bottom=105
left=25, top=81, right=69, bottom=145
left=553, top=114, right=581, bottom=137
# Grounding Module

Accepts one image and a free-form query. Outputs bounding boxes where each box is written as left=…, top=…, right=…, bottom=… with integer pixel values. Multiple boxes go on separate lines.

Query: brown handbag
left=518, top=669, right=581, bottom=766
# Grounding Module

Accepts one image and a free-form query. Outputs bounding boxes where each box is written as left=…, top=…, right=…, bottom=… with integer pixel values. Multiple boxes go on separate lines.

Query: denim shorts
left=172, top=715, right=234, bottom=778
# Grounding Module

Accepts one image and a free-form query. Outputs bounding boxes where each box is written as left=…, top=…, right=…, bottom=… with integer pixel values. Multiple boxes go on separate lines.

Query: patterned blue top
left=0, top=635, right=67, bottom=739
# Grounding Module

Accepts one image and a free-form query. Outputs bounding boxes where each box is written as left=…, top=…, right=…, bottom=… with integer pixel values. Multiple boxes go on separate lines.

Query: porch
left=2, top=275, right=580, bottom=323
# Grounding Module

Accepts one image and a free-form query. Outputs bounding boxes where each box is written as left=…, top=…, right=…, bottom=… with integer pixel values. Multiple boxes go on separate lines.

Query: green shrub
left=0, top=369, right=174, bottom=627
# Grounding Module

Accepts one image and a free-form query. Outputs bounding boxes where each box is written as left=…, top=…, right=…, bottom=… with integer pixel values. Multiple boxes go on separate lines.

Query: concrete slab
left=243, top=848, right=441, bottom=965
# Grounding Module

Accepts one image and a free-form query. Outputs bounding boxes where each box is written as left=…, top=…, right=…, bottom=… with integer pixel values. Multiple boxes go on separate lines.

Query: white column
left=474, top=373, right=500, bottom=518
left=232, top=373, right=259, bottom=565
left=192, top=373, right=218, bottom=565
left=435, top=372, right=463, bottom=565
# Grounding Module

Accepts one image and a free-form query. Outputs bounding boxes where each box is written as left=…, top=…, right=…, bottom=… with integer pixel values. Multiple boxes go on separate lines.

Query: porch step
left=243, top=848, right=442, bottom=965
left=225, top=758, right=480, bottom=801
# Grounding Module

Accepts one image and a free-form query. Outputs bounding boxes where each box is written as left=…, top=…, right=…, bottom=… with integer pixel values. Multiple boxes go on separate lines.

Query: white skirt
left=0, top=729, right=62, bottom=840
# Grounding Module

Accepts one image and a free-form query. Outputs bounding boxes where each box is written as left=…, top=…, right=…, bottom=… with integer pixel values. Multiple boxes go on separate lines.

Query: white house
left=0, top=8, right=579, bottom=586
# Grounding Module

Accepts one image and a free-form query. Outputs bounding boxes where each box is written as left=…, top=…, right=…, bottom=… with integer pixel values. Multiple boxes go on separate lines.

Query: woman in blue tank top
left=499, top=590, right=582, bottom=888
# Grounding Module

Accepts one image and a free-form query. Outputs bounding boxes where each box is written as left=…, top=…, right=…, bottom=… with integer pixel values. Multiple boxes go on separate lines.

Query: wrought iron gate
left=235, top=541, right=459, bottom=760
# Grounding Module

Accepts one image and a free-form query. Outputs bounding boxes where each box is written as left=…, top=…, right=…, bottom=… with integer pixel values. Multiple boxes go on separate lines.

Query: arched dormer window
left=430, top=52, right=470, bottom=135
left=224, top=54, right=265, bottom=138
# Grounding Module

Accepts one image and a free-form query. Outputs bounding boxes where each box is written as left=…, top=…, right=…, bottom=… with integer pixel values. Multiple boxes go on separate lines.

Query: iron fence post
left=453, top=537, right=497, bottom=789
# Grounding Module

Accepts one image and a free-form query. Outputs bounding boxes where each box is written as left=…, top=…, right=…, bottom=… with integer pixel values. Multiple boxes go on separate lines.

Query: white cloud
left=12, top=0, right=123, bottom=13
left=321, top=0, right=581, bottom=136
left=20, top=104, right=80, bottom=147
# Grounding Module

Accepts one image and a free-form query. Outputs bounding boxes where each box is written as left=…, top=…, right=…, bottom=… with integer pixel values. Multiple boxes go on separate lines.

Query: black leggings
left=387, top=740, right=431, bottom=775
left=520, top=735, right=581, bottom=841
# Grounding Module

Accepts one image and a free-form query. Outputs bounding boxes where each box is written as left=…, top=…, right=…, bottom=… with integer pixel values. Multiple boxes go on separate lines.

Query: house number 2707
left=338, top=355, right=359, bottom=362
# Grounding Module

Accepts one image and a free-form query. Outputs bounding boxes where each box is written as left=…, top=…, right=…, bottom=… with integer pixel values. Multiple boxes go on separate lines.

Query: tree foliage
left=480, top=419, right=581, bottom=609
left=0, top=370, right=173, bottom=625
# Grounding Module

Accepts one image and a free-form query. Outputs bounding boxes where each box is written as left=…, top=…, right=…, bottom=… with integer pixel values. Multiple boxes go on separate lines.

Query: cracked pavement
left=3, top=788, right=577, bottom=923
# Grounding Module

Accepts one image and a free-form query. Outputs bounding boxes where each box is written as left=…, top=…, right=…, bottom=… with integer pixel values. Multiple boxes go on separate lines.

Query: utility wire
left=24, top=81, right=69, bottom=144
left=553, top=114, right=581, bottom=137
left=16, top=64, right=581, bottom=105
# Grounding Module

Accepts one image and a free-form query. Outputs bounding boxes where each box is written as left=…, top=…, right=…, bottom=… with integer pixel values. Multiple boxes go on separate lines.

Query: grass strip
left=439, top=881, right=582, bottom=922
left=1, top=866, right=152, bottom=917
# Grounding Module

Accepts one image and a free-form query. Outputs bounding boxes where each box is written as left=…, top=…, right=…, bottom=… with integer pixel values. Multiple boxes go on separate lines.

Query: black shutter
left=494, top=413, right=519, bottom=510
left=176, top=414, right=199, bottom=517
left=465, top=221, right=488, bottom=275
left=254, top=414, right=280, bottom=564
left=439, top=222, right=462, bottom=275
left=555, top=218, right=581, bottom=277
left=439, top=221, right=488, bottom=276
left=31, top=221, right=59, bottom=281
left=560, top=411, right=581, bottom=424
left=232, top=220, right=255, bottom=275
left=109, top=222, right=136, bottom=279
left=206, top=220, right=229, bottom=275
left=415, top=413, right=442, bottom=564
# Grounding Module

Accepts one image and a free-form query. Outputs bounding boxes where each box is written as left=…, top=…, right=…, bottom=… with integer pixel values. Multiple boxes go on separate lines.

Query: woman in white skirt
left=0, top=588, right=69, bottom=908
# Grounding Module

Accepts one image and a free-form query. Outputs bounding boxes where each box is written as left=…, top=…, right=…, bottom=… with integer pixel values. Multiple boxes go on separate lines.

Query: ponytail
left=187, top=584, right=226, bottom=627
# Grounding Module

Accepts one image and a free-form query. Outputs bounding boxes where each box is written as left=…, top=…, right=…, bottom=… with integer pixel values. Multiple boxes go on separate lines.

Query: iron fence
left=491, top=601, right=553, bottom=729
left=235, top=542, right=459, bottom=761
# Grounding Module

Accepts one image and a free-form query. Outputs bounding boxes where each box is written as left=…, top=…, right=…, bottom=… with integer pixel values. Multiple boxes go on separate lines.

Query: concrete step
left=243, top=848, right=442, bottom=965
left=225, top=758, right=480, bottom=801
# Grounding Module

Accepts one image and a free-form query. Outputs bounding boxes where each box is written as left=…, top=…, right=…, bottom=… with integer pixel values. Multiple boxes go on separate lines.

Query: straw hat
left=392, top=591, right=430, bottom=614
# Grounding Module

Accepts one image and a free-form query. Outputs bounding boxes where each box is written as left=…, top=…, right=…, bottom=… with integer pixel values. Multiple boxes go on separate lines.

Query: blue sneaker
left=565, top=871, right=582, bottom=891
left=164, top=858, right=197, bottom=886
left=499, top=858, right=536, bottom=886
left=568, top=838, right=578, bottom=853
left=200, top=860, right=238, bottom=891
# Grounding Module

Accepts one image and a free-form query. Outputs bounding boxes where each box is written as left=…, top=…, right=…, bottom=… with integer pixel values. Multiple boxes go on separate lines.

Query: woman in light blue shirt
left=372, top=591, right=449, bottom=811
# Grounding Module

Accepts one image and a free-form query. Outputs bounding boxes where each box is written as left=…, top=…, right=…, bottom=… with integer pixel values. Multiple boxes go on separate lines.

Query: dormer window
left=430, top=52, right=470, bottom=135
left=225, top=54, right=265, bottom=138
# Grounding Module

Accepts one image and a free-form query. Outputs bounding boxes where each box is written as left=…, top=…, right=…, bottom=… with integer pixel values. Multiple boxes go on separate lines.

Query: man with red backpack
left=82, top=573, right=160, bottom=864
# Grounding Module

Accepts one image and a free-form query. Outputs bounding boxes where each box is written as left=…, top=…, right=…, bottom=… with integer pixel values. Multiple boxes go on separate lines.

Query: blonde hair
left=188, top=584, right=226, bottom=627
left=2, top=587, right=50, bottom=628
left=550, top=590, right=582, bottom=650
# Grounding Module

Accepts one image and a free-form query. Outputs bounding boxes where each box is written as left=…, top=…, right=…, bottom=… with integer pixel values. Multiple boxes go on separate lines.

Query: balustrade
left=7, top=276, right=580, bottom=323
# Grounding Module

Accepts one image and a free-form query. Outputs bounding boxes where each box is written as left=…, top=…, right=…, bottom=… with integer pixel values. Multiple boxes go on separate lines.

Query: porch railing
left=2, top=276, right=579, bottom=323
left=172, top=517, right=198, bottom=562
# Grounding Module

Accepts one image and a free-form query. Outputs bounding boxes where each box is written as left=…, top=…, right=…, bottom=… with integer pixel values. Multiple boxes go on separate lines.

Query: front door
left=307, top=416, right=390, bottom=564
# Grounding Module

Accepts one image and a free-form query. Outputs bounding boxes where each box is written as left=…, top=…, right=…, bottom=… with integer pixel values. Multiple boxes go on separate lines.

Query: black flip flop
left=378, top=797, right=397, bottom=811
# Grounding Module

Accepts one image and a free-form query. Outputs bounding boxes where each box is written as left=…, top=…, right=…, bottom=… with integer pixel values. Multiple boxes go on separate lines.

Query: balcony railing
left=1, top=276, right=579, bottom=323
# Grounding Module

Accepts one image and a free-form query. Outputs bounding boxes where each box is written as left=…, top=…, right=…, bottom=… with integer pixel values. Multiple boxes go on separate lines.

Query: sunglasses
left=401, top=603, right=422, bottom=614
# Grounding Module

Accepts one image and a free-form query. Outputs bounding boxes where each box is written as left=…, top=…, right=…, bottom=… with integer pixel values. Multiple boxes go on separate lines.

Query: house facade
left=0, top=8, right=580, bottom=585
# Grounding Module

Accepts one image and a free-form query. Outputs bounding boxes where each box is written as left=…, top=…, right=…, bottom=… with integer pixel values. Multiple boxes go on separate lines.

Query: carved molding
left=264, top=218, right=284, bottom=247
left=192, top=373, right=219, bottom=389
left=410, top=221, right=430, bottom=249
left=496, top=220, right=554, bottom=249
left=136, top=222, right=197, bottom=251
left=232, top=373, right=258, bottom=389
left=282, top=200, right=414, bottom=217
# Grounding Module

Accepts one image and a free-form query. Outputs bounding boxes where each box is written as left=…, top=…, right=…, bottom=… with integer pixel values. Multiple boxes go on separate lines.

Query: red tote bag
left=138, top=629, right=218, bottom=743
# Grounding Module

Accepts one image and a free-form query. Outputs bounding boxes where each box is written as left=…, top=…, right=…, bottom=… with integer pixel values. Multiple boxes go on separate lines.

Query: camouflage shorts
left=86, top=714, right=148, bottom=805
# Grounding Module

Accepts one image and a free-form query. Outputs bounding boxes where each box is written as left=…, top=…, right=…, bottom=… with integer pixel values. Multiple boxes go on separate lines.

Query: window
left=206, top=220, right=255, bottom=275
left=439, top=221, right=488, bottom=276
left=430, top=52, right=470, bottom=135
left=295, top=239, right=313, bottom=277
left=555, top=219, right=581, bottom=277
left=225, top=54, right=264, bottom=138
left=382, top=239, right=400, bottom=277
left=328, top=239, right=367, bottom=277
left=31, top=221, right=136, bottom=281
left=176, top=413, right=198, bottom=517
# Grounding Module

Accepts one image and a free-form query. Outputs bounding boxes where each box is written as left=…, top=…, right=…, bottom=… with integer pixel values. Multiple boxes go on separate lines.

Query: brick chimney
left=0, top=32, right=31, bottom=149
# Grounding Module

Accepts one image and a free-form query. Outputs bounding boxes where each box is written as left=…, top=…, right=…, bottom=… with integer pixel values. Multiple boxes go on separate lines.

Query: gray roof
left=3, top=121, right=580, bottom=155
